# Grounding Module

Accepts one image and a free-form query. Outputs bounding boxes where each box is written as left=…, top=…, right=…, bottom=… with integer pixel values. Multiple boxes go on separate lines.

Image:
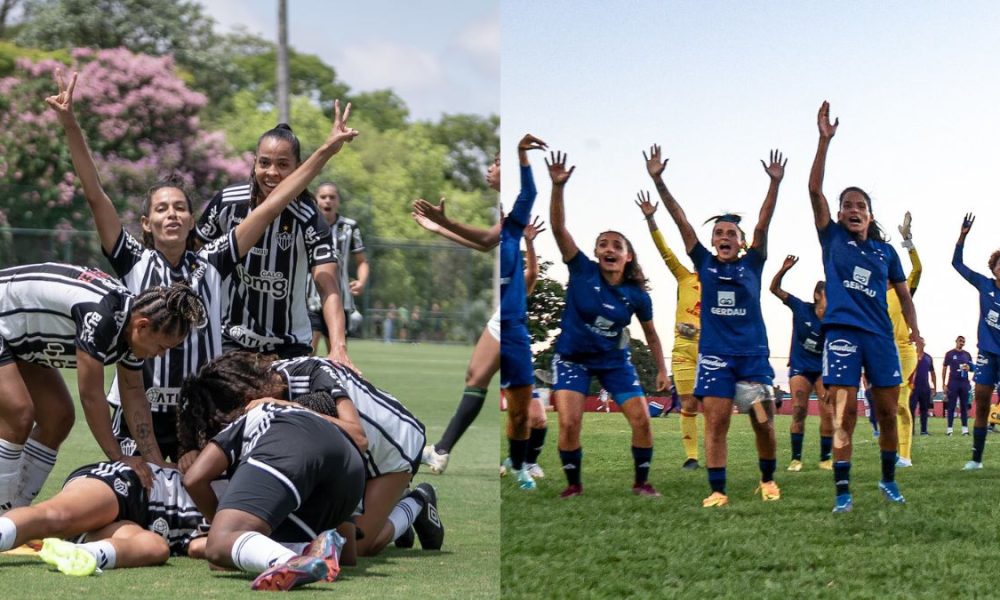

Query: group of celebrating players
left=498, top=101, right=1000, bottom=514
left=0, top=70, right=447, bottom=590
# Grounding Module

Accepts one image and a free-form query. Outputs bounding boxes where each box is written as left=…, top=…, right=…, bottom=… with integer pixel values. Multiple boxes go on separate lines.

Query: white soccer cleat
left=422, top=445, right=449, bottom=475
left=526, top=463, right=545, bottom=479
left=895, top=457, right=913, bottom=468
left=499, top=457, right=512, bottom=477
left=963, top=460, right=984, bottom=471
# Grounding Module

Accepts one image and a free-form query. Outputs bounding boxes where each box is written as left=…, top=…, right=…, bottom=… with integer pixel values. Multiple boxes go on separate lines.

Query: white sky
left=200, top=0, right=499, bottom=120
left=501, top=0, right=1000, bottom=383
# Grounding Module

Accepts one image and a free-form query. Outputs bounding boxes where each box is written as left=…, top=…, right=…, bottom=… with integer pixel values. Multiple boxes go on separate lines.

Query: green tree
left=423, top=113, right=499, bottom=192
left=527, top=258, right=566, bottom=375
left=347, top=89, right=409, bottom=131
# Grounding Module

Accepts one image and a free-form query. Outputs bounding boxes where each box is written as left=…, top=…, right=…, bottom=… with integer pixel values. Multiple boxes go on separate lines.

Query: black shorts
left=308, top=310, right=328, bottom=337
left=217, top=417, right=366, bottom=543
left=0, top=336, right=13, bottom=368
left=65, top=462, right=147, bottom=526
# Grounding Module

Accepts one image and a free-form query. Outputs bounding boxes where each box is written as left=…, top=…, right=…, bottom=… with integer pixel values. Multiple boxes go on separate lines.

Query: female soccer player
left=808, top=101, right=921, bottom=512
left=416, top=134, right=547, bottom=480
left=769, top=255, right=832, bottom=472
left=952, top=213, right=1000, bottom=470
left=547, top=150, right=668, bottom=499
left=0, top=265, right=205, bottom=510
left=178, top=351, right=437, bottom=563
left=634, top=192, right=703, bottom=470
left=46, top=69, right=360, bottom=463
left=646, top=143, right=784, bottom=507
left=196, top=118, right=356, bottom=368
left=943, top=336, right=973, bottom=436
left=0, top=460, right=205, bottom=575
left=886, top=211, right=922, bottom=467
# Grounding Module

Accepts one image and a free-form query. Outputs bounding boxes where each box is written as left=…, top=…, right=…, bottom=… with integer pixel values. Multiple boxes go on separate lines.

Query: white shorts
left=487, top=308, right=501, bottom=341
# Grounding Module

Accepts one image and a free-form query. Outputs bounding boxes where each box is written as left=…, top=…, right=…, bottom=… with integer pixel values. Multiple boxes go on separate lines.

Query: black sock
left=834, top=461, right=850, bottom=496
left=435, top=387, right=487, bottom=452
left=632, top=446, right=652, bottom=485
left=707, top=467, right=726, bottom=494
left=820, top=436, right=833, bottom=461
left=559, top=448, right=582, bottom=486
left=525, top=427, right=547, bottom=464
left=759, top=458, right=776, bottom=483
left=880, top=450, right=896, bottom=482
left=790, top=432, right=804, bottom=461
left=973, top=427, right=987, bottom=462
left=509, top=437, right=529, bottom=471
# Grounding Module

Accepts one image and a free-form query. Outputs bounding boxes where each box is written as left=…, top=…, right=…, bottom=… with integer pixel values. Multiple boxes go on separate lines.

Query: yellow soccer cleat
left=756, top=480, right=781, bottom=501
left=38, top=538, right=97, bottom=576
left=818, top=459, right=833, bottom=471
left=702, top=492, right=729, bottom=508
left=786, top=459, right=803, bottom=472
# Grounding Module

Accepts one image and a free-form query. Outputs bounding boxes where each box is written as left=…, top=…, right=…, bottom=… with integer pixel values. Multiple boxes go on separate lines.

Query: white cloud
left=452, top=10, right=500, bottom=77
left=336, top=41, right=445, bottom=92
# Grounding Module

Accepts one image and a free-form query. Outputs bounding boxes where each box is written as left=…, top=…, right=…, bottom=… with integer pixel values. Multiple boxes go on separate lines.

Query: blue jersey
left=819, top=222, right=905, bottom=336
left=689, top=242, right=769, bottom=357
left=784, top=295, right=824, bottom=372
left=952, top=244, right=1000, bottom=355
left=554, top=251, right=652, bottom=360
left=500, top=164, right=536, bottom=324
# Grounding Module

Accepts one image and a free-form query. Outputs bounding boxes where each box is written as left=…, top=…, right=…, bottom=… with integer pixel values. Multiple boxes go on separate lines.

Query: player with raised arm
left=646, top=143, right=785, bottom=507
left=548, top=150, right=668, bottom=499
left=769, top=255, right=832, bottom=472
left=952, top=213, right=1000, bottom=470
left=808, top=102, right=921, bottom=512
left=46, top=69, right=359, bottom=464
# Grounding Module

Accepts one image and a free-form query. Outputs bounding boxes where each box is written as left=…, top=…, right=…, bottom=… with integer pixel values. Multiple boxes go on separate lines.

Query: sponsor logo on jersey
left=803, top=338, right=821, bottom=353
left=698, top=355, right=727, bottom=370
left=842, top=265, right=877, bottom=297
left=235, top=265, right=289, bottom=299
left=827, top=339, right=858, bottom=357
left=585, top=315, right=618, bottom=338
left=145, top=387, right=181, bottom=406
left=113, top=478, right=129, bottom=497
left=978, top=354, right=990, bottom=366
left=304, top=225, right=323, bottom=245
left=853, top=266, right=871, bottom=286
left=988, top=310, right=1000, bottom=330
left=249, top=246, right=268, bottom=256
left=277, top=231, right=294, bottom=251
left=717, top=291, right=735, bottom=307
left=81, top=311, right=103, bottom=344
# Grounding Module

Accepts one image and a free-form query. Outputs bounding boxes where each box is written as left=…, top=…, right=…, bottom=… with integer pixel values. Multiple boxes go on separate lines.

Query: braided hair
left=176, top=351, right=284, bottom=455
left=249, top=123, right=310, bottom=208
left=293, top=391, right=340, bottom=418
left=140, top=175, right=196, bottom=251
left=132, top=282, right=207, bottom=338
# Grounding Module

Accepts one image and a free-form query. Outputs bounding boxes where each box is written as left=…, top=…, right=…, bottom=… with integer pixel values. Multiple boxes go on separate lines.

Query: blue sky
left=502, top=0, right=1000, bottom=381
left=200, top=0, right=498, bottom=120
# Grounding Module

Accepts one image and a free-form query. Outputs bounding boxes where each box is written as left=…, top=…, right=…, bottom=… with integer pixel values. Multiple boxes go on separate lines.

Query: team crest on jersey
left=277, top=231, right=294, bottom=251
left=113, top=478, right=129, bottom=497
left=151, top=517, right=169, bottom=538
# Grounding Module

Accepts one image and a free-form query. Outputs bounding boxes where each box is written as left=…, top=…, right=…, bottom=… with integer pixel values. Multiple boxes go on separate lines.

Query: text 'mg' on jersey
left=0, top=263, right=141, bottom=369
left=196, top=183, right=337, bottom=351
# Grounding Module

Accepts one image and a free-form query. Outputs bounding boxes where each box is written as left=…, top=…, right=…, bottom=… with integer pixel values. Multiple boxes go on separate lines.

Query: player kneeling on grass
left=0, top=461, right=206, bottom=576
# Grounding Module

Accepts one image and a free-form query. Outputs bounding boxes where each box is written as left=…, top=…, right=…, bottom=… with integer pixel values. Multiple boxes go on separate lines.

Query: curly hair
left=988, top=249, right=1000, bottom=274
left=132, top=282, right=206, bottom=338
left=176, top=352, right=284, bottom=455
left=596, top=230, right=648, bottom=290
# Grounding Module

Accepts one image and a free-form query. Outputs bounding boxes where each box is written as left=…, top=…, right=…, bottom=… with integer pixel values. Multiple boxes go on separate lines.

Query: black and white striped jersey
left=0, top=263, right=141, bottom=369
left=196, top=183, right=337, bottom=351
left=69, top=461, right=205, bottom=555
left=306, top=214, right=364, bottom=313
left=104, top=227, right=240, bottom=413
left=273, top=357, right=426, bottom=475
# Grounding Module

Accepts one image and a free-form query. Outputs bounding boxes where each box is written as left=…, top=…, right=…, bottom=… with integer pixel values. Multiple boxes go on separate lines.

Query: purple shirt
left=943, top=349, right=973, bottom=388
left=911, top=353, right=935, bottom=392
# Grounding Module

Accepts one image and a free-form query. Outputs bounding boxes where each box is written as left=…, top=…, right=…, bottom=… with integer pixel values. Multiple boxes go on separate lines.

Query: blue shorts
left=788, top=367, right=822, bottom=385
left=500, top=321, right=533, bottom=389
left=822, top=326, right=902, bottom=388
left=974, top=351, right=1000, bottom=387
left=694, top=353, right=774, bottom=399
left=552, top=353, right=644, bottom=404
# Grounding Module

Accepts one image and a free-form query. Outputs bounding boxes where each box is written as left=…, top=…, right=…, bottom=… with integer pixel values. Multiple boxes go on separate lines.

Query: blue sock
left=708, top=467, right=726, bottom=494
left=880, top=450, right=896, bottom=482
left=509, top=437, right=529, bottom=471
left=834, top=461, right=851, bottom=496
left=759, top=458, right=776, bottom=483
left=790, top=433, right=804, bottom=460
left=973, top=427, right=987, bottom=462
left=559, top=448, right=582, bottom=486
left=820, top=436, right=833, bottom=461
left=631, top=446, right=652, bottom=485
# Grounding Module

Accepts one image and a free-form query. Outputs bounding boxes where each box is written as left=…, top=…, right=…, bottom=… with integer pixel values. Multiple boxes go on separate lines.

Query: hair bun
left=275, top=123, right=293, bottom=132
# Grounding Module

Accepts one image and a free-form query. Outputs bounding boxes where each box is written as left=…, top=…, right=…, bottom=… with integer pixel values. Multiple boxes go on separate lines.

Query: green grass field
left=0, top=340, right=499, bottom=598
left=501, top=411, right=1000, bottom=599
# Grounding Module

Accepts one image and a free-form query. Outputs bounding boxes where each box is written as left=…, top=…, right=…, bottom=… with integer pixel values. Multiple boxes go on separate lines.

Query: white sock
left=388, top=497, right=422, bottom=541
left=279, top=541, right=309, bottom=554
left=0, top=439, right=24, bottom=511
left=231, top=532, right=296, bottom=574
left=13, top=439, right=57, bottom=508
left=0, top=516, right=16, bottom=551
left=78, top=540, right=117, bottom=570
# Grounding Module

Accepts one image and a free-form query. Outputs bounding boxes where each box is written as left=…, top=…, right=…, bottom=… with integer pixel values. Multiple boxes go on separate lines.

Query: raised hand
left=518, top=133, right=547, bottom=152
left=961, top=212, right=975, bottom=235
left=412, top=197, right=448, bottom=226
left=411, top=211, right=442, bottom=234
left=780, top=254, right=798, bottom=271
left=818, top=101, right=839, bottom=139
left=325, top=99, right=359, bottom=152
left=545, top=151, right=575, bottom=186
left=44, top=68, right=77, bottom=118
left=898, top=211, right=913, bottom=240
left=634, top=190, right=658, bottom=217
left=761, top=149, right=787, bottom=181
left=643, top=144, right=668, bottom=179
left=523, top=216, right=546, bottom=241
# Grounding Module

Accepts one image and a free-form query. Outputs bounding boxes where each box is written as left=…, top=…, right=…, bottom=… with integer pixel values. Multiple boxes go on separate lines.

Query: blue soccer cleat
left=832, top=493, right=853, bottom=513
left=878, top=480, right=906, bottom=504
